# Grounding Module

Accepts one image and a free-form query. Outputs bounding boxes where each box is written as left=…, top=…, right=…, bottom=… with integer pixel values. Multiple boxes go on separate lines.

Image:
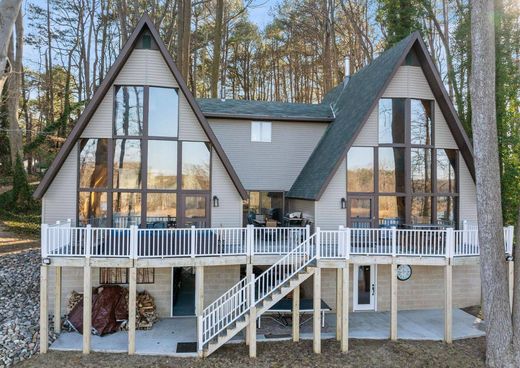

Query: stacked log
left=65, top=288, right=158, bottom=331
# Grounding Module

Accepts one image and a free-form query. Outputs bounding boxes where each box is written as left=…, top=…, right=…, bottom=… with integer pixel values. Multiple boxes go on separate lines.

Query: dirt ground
left=0, top=222, right=39, bottom=255
left=17, top=338, right=485, bottom=368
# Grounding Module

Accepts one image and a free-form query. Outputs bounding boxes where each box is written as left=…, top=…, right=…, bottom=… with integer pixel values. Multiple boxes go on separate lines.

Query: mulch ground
left=16, top=338, right=485, bottom=367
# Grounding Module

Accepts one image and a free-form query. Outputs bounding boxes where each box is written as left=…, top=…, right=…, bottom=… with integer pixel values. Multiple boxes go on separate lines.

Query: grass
left=0, top=185, right=41, bottom=238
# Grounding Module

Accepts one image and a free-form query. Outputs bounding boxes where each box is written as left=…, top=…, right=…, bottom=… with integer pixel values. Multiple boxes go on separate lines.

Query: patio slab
left=50, top=309, right=484, bottom=356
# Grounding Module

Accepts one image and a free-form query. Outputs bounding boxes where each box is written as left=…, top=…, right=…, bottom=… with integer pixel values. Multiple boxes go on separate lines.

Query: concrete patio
left=50, top=308, right=484, bottom=357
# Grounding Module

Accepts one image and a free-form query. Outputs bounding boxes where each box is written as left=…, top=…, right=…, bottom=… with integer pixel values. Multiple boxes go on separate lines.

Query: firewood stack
left=135, top=291, right=158, bottom=329
left=65, top=288, right=158, bottom=331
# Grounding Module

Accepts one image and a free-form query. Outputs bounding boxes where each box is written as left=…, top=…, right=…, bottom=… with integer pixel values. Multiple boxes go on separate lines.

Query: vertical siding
left=459, top=153, right=477, bottom=222
left=211, top=150, right=242, bottom=227
left=209, top=119, right=327, bottom=191
left=315, top=158, right=346, bottom=230
left=43, top=145, right=77, bottom=224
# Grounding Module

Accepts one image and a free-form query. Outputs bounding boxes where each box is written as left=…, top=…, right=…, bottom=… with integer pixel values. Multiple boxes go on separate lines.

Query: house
left=36, top=15, right=514, bottom=358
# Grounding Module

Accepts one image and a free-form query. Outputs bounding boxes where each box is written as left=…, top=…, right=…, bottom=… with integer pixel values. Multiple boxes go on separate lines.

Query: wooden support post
left=341, top=263, right=349, bottom=352
left=54, top=266, right=62, bottom=334
left=128, top=267, right=137, bottom=355
left=444, top=262, right=453, bottom=343
left=336, top=268, right=342, bottom=341
left=249, top=305, right=257, bottom=358
left=292, top=284, right=300, bottom=342
left=83, top=264, right=92, bottom=354
left=195, top=266, right=204, bottom=316
left=390, top=262, right=397, bottom=341
left=313, top=267, right=321, bottom=354
left=40, top=265, right=49, bottom=354
left=245, top=263, right=252, bottom=345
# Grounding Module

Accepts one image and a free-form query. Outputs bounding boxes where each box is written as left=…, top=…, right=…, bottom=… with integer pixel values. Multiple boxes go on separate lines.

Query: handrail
left=199, top=233, right=317, bottom=350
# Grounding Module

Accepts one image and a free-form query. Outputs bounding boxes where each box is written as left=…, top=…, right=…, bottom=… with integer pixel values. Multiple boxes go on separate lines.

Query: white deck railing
left=41, top=222, right=514, bottom=260
left=199, top=233, right=317, bottom=351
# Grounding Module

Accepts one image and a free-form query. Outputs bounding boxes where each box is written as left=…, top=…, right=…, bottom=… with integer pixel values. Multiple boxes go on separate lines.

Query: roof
left=33, top=15, right=248, bottom=200
left=197, top=98, right=334, bottom=122
left=287, top=32, right=475, bottom=200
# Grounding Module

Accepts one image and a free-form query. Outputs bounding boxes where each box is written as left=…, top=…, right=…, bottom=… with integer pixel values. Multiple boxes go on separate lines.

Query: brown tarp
left=67, top=285, right=128, bottom=336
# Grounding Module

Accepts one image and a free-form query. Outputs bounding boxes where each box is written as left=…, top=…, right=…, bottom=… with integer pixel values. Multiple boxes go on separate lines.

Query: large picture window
left=347, top=98, right=459, bottom=228
left=78, top=85, right=211, bottom=229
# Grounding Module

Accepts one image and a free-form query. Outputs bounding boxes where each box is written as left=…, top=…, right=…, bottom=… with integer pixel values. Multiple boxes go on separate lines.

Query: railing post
left=339, top=226, right=345, bottom=257
left=41, top=224, right=49, bottom=258
left=130, top=225, right=138, bottom=259
left=462, top=220, right=468, bottom=231
left=249, top=274, right=256, bottom=307
left=446, top=228, right=454, bottom=259
left=306, top=224, right=311, bottom=240
left=191, top=226, right=197, bottom=258
left=247, top=224, right=254, bottom=257
left=507, top=226, right=514, bottom=255
left=391, top=226, right=397, bottom=257
left=345, top=227, right=351, bottom=260
left=316, top=227, right=321, bottom=260
left=85, top=224, right=92, bottom=258
left=197, top=315, right=203, bottom=357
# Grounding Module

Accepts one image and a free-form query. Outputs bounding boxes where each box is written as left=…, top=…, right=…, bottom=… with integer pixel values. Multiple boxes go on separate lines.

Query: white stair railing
left=199, top=232, right=317, bottom=353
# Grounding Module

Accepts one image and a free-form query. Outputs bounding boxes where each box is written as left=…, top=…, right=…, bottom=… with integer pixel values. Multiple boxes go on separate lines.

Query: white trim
left=353, top=264, right=377, bottom=311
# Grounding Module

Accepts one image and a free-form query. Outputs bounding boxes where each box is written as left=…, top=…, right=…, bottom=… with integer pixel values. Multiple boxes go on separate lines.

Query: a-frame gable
left=34, top=14, right=247, bottom=199
left=288, top=32, right=475, bottom=200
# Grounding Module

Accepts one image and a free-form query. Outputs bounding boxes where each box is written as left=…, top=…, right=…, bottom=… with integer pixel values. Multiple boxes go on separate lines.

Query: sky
left=247, top=0, right=279, bottom=30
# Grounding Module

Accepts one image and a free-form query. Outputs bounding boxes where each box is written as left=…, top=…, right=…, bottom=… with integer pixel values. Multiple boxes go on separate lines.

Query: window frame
left=77, top=85, right=212, bottom=228
left=251, top=121, right=272, bottom=143
left=346, top=98, right=461, bottom=228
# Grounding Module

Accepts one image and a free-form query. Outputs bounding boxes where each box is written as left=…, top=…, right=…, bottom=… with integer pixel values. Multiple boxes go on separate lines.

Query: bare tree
left=210, top=0, right=224, bottom=98
left=0, top=0, right=23, bottom=95
left=471, top=0, right=518, bottom=366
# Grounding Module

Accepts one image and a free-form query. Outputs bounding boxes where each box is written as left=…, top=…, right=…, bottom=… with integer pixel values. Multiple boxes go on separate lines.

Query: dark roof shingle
left=197, top=98, right=334, bottom=122
left=287, top=33, right=417, bottom=200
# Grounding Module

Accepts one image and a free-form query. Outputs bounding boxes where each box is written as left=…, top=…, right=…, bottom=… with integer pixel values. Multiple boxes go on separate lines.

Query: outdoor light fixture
left=42, top=258, right=51, bottom=265
left=213, top=195, right=220, bottom=208
left=340, top=197, right=346, bottom=209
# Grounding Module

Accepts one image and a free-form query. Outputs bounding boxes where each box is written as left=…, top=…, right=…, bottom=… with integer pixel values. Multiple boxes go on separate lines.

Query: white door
left=353, top=265, right=376, bottom=311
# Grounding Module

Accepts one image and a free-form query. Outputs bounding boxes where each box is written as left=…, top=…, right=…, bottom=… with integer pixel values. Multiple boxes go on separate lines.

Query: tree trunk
left=470, top=0, right=514, bottom=366
left=0, top=0, right=22, bottom=96
left=513, top=206, right=520, bottom=363
left=6, top=11, right=23, bottom=167
left=176, top=0, right=191, bottom=80
left=210, top=0, right=223, bottom=98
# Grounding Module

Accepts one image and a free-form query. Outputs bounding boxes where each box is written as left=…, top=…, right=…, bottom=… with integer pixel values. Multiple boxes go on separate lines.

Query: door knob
left=371, top=283, right=375, bottom=296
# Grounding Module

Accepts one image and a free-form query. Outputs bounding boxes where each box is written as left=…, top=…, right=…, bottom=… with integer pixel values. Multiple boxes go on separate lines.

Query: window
left=78, top=192, right=108, bottom=227
left=114, top=86, right=144, bottom=136
left=243, top=191, right=284, bottom=226
left=437, top=149, right=457, bottom=193
left=182, top=142, right=210, bottom=190
left=410, top=99, right=433, bottom=145
left=78, top=85, right=211, bottom=229
left=148, top=87, right=179, bottom=137
left=378, top=196, right=406, bottom=226
left=347, top=147, right=374, bottom=192
left=148, top=141, right=177, bottom=189
left=411, top=148, right=432, bottom=193
left=113, top=192, right=142, bottom=228
left=411, top=196, right=432, bottom=224
left=113, top=139, right=142, bottom=189
left=251, top=121, right=271, bottom=142
left=100, top=268, right=155, bottom=284
left=378, top=147, right=406, bottom=193
left=79, top=139, right=108, bottom=188
left=378, top=99, right=405, bottom=144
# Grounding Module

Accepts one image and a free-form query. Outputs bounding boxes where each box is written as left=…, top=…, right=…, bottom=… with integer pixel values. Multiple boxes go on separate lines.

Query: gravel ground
left=17, top=338, right=485, bottom=367
left=0, top=250, right=55, bottom=367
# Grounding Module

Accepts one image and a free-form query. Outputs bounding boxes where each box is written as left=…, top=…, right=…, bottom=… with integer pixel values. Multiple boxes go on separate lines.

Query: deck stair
left=199, top=234, right=318, bottom=357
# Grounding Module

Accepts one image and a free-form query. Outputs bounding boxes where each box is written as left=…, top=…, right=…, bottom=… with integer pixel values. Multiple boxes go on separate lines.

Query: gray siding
left=315, top=158, right=346, bottom=230
left=211, top=151, right=243, bottom=227
left=459, top=153, right=477, bottom=222
left=42, top=144, right=77, bottom=224
left=209, top=119, right=327, bottom=191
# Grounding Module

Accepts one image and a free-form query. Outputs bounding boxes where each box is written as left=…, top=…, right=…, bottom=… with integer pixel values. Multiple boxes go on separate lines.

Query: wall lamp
left=340, top=197, right=346, bottom=209
left=213, top=195, right=220, bottom=208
